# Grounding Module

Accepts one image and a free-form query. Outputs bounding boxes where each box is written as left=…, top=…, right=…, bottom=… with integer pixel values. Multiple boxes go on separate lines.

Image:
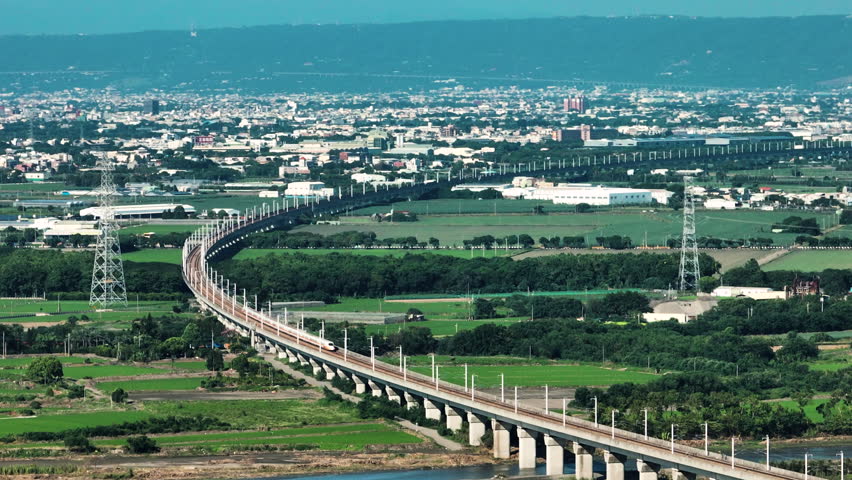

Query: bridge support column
left=491, top=420, right=511, bottom=459
left=424, top=399, right=442, bottom=421
left=444, top=406, right=463, bottom=432
left=403, top=392, right=419, bottom=410
left=669, top=468, right=696, bottom=480
left=635, top=459, right=660, bottom=480
left=276, top=347, right=287, bottom=360
left=544, top=434, right=568, bottom=476
left=385, top=385, right=401, bottom=403
left=517, top=427, right=538, bottom=470
left=572, top=443, right=595, bottom=480
left=367, top=380, right=383, bottom=397
left=296, top=353, right=309, bottom=366
left=286, top=350, right=298, bottom=363
left=467, top=413, right=486, bottom=446
left=322, top=364, right=335, bottom=380
left=308, top=358, right=322, bottom=375
left=603, top=451, right=626, bottom=480
left=352, top=375, right=366, bottom=394
left=335, top=368, right=348, bottom=379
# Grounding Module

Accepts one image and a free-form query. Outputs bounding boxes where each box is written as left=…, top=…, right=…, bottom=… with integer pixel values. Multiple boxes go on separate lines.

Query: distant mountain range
left=1, top=16, right=850, bottom=91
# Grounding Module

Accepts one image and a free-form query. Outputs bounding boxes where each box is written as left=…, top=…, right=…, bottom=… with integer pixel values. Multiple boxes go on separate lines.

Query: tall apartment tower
left=564, top=95, right=588, bottom=113
left=143, top=99, right=160, bottom=115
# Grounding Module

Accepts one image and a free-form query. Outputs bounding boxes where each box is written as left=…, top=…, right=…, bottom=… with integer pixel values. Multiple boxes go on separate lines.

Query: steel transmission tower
left=678, top=176, right=701, bottom=291
left=89, top=155, right=128, bottom=307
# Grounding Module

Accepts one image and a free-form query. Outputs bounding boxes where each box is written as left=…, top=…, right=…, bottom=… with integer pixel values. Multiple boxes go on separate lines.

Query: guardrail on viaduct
left=182, top=144, right=846, bottom=480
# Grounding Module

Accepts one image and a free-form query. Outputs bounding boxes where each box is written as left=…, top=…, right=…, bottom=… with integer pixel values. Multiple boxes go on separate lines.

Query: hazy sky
left=1, top=0, right=849, bottom=35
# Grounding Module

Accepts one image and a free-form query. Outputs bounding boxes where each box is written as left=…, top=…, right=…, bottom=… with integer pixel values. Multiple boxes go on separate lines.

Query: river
left=257, top=444, right=849, bottom=480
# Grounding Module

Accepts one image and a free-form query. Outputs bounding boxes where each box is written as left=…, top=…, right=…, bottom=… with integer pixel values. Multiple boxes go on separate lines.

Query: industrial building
left=79, top=203, right=196, bottom=219
left=284, top=181, right=335, bottom=198
left=529, top=185, right=653, bottom=206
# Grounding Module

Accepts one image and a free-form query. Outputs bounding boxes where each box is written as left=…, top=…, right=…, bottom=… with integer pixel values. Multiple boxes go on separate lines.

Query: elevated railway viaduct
left=183, top=143, right=848, bottom=479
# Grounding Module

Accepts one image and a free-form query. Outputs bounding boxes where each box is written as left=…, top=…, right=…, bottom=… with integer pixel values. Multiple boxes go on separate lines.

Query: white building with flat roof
left=529, top=185, right=653, bottom=206
left=80, top=204, right=196, bottom=219
left=284, top=181, right=335, bottom=198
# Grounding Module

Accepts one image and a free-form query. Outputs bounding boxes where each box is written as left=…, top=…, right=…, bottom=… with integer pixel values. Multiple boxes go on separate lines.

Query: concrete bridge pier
left=517, top=427, right=538, bottom=470
left=352, top=375, right=367, bottom=394
left=385, top=385, right=401, bottom=403
left=308, top=358, right=322, bottom=375
left=491, top=420, right=512, bottom=459
left=444, top=405, right=463, bottom=432
left=424, top=399, right=443, bottom=421
left=636, top=459, right=661, bottom=480
left=669, top=468, right=697, bottom=480
left=276, top=346, right=287, bottom=360
left=604, top=451, right=627, bottom=480
left=573, top=443, right=595, bottom=479
left=367, top=380, right=383, bottom=397
left=544, top=434, right=568, bottom=476
left=403, top=392, right=419, bottom=410
left=322, top=363, right=336, bottom=380
left=467, top=413, right=486, bottom=446
left=296, top=353, right=309, bottom=366
left=335, top=368, right=348, bottom=379
left=287, top=350, right=299, bottom=363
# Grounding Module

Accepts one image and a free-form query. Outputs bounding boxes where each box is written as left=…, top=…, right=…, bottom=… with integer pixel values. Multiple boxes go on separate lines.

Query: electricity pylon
left=89, top=155, right=128, bottom=307
left=678, top=176, right=701, bottom=291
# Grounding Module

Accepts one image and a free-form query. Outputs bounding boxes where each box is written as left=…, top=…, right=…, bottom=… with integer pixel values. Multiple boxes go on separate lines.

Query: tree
left=181, top=323, right=203, bottom=348
left=64, top=433, right=95, bottom=453
left=230, top=353, right=253, bottom=377
left=473, top=298, right=496, bottom=319
left=776, top=332, right=819, bottom=363
left=840, top=209, right=852, bottom=225
left=574, top=203, right=592, bottom=213
left=111, top=388, right=128, bottom=404
left=27, top=356, right=63, bottom=384
left=699, top=276, right=721, bottom=293
left=159, top=337, right=188, bottom=359
left=205, top=348, right=225, bottom=372
left=125, top=435, right=160, bottom=454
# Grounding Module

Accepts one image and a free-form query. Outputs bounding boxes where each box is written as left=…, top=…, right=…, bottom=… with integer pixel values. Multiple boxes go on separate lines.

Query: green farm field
left=409, top=362, right=659, bottom=388
left=122, top=249, right=183, bottom=264
left=296, top=208, right=834, bottom=246
left=1, top=423, right=420, bottom=452
left=293, top=297, right=473, bottom=320
left=97, top=377, right=205, bottom=392
left=763, top=250, right=852, bottom=272
left=0, top=356, right=106, bottom=368
left=0, top=410, right=151, bottom=435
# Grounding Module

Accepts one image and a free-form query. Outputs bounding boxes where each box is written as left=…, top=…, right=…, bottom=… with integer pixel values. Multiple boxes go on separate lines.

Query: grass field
left=62, top=365, right=169, bottom=378
left=294, top=297, right=474, bottom=320
left=776, top=399, right=835, bottom=423
left=233, top=248, right=517, bottom=261
left=763, top=250, right=852, bottom=272
left=122, top=249, right=183, bottom=264
left=410, top=363, right=659, bottom=387
left=0, top=299, right=186, bottom=327
left=0, top=356, right=106, bottom=368
left=1, top=422, right=421, bottom=451
left=0, top=410, right=151, bottom=435
left=145, top=399, right=361, bottom=429
left=296, top=208, right=834, bottom=247
left=97, top=377, right=205, bottom=392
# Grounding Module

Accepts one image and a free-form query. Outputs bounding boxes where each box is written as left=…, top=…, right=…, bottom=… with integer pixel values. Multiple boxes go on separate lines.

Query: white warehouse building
left=530, top=186, right=653, bottom=206
left=80, top=204, right=196, bottom=219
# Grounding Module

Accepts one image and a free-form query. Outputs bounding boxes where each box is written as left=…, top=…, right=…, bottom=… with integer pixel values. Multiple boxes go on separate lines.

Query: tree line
left=216, top=251, right=721, bottom=301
